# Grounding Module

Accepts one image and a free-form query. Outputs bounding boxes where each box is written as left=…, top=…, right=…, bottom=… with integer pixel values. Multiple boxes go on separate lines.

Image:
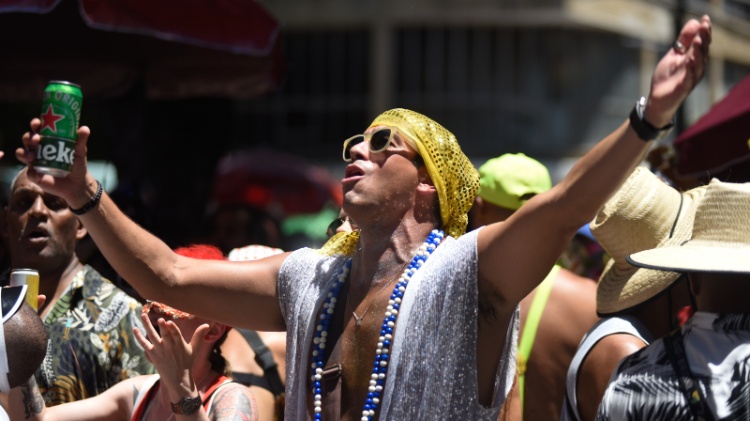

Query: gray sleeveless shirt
left=278, top=229, right=519, bottom=420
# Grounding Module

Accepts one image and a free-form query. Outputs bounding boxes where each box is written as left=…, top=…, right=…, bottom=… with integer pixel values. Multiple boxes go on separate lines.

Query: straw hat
left=628, top=179, right=750, bottom=273
left=591, top=167, right=706, bottom=315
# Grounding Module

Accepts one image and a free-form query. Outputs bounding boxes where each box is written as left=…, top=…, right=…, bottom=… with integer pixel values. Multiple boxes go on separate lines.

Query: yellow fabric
left=369, top=109, right=479, bottom=239
left=318, top=230, right=360, bottom=256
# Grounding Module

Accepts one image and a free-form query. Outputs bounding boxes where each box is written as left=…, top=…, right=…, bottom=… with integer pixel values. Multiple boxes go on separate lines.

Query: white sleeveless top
left=561, top=315, right=652, bottom=421
left=278, top=229, right=519, bottom=420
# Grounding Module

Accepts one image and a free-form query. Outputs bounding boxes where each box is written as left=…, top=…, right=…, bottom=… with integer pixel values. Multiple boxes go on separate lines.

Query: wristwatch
left=629, top=96, right=675, bottom=142
left=170, top=395, right=202, bottom=415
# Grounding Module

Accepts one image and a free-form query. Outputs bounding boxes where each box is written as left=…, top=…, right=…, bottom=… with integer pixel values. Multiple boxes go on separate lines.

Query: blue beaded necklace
left=310, top=229, right=445, bottom=420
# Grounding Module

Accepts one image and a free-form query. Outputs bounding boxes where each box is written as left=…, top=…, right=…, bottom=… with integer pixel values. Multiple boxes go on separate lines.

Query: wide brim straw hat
left=591, top=167, right=706, bottom=315
left=628, top=179, right=750, bottom=273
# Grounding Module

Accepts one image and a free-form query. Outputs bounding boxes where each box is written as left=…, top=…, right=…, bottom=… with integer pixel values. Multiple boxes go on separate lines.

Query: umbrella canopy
left=674, top=74, right=750, bottom=178
left=0, top=0, right=283, bottom=100
left=210, top=148, right=343, bottom=218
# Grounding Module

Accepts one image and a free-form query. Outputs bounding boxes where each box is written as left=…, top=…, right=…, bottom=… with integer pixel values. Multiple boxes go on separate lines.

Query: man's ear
left=76, top=219, right=88, bottom=241
left=416, top=166, right=436, bottom=194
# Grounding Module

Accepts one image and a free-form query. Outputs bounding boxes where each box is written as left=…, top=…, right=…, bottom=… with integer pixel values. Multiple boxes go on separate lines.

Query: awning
left=210, top=148, right=343, bottom=218
left=674, top=74, right=750, bottom=178
left=0, top=0, right=284, bottom=100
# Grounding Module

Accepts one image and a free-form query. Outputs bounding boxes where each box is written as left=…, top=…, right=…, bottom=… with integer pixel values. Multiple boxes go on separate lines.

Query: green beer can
left=37, top=81, right=82, bottom=177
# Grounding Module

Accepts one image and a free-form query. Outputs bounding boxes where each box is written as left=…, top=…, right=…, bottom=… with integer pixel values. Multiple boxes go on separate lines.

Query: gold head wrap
left=369, top=109, right=479, bottom=238
left=319, top=109, right=478, bottom=257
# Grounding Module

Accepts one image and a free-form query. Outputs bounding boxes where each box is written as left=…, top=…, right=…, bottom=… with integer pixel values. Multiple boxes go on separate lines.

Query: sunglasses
left=326, top=216, right=346, bottom=238
left=342, top=128, right=396, bottom=162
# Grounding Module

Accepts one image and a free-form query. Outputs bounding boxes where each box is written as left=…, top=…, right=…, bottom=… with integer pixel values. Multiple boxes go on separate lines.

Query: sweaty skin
left=517, top=268, right=598, bottom=420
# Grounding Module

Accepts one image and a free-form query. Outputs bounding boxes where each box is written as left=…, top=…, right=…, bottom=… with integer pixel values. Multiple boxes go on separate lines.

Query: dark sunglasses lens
left=327, top=217, right=345, bottom=237
left=344, top=136, right=365, bottom=161
left=370, top=129, right=392, bottom=152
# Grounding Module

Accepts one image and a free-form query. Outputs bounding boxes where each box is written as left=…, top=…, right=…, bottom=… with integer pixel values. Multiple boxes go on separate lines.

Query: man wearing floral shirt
left=3, top=168, right=153, bottom=405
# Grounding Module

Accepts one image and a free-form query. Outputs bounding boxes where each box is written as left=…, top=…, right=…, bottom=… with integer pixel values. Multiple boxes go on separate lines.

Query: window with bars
left=232, top=30, right=371, bottom=159
left=393, top=26, right=639, bottom=158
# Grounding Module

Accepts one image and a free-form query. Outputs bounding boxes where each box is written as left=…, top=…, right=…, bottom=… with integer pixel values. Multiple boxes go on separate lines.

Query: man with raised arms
left=16, top=16, right=711, bottom=421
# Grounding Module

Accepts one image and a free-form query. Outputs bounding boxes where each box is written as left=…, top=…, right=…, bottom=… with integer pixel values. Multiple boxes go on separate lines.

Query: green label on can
left=39, top=81, right=82, bottom=140
left=36, top=137, right=76, bottom=177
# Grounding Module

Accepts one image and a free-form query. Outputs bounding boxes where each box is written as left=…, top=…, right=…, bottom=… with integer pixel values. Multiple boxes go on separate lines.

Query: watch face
left=173, top=396, right=202, bottom=415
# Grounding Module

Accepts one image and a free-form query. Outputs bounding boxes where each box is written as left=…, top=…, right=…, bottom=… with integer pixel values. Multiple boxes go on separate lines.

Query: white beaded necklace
left=310, top=229, right=444, bottom=421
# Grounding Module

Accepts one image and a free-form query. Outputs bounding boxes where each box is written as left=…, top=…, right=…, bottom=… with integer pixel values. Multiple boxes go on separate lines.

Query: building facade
left=238, top=0, right=750, bottom=178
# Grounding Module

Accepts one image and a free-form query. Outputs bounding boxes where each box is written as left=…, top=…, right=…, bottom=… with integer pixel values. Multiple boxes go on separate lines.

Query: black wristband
left=69, top=180, right=103, bottom=215
left=629, top=96, right=675, bottom=142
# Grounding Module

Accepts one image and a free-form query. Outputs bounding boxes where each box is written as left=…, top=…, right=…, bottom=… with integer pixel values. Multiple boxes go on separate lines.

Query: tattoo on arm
left=208, top=385, right=258, bottom=421
left=21, top=377, right=45, bottom=419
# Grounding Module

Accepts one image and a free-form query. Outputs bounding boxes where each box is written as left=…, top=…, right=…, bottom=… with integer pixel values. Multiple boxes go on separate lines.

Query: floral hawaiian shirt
left=32, top=265, right=154, bottom=405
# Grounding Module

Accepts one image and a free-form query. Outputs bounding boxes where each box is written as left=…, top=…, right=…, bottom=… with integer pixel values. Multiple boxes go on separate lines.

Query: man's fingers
left=683, top=16, right=711, bottom=51
left=698, top=16, right=712, bottom=61
left=15, top=147, right=32, bottom=165
left=76, top=126, right=90, bottom=149
left=190, top=324, right=212, bottom=354
left=140, top=312, right=161, bottom=343
left=162, top=320, right=186, bottom=346
left=133, top=326, right=153, bottom=351
left=674, top=15, right=710, bottom=55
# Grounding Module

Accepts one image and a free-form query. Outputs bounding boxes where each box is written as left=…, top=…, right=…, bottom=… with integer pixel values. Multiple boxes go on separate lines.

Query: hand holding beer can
left=10, top=268, right=40, bottom=309
left=36, top=81, right=83, bottom=177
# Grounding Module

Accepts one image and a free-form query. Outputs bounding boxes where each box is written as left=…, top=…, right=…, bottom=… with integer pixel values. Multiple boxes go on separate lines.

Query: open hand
left=16, top=118, right=93, bottom=206
left=134, top=312, right=211, bottom=393
left=646, top=15, right=712, bottom=127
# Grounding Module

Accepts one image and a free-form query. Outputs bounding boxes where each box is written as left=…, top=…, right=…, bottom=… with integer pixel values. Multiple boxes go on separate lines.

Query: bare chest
left=308, top=286, right=397, bottom=420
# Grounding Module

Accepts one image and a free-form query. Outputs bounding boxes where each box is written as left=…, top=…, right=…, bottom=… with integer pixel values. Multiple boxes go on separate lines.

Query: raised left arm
left=477, top=16, right=712, bottom=312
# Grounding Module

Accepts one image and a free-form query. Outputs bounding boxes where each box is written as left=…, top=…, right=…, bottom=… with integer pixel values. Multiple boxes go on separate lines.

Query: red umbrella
left=0, top=0, right=283, bottom=100
left=674, top=74, right=750, bottom=179
left=210, top=149, right=343, bottom=218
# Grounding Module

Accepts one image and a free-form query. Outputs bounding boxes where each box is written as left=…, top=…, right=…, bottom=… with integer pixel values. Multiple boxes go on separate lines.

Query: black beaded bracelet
left=70, top=180, right=103, bottom=216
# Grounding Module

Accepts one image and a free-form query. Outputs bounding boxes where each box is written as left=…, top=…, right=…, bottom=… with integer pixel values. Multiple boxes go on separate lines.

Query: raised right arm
left=17, top=125, right=286, bottom=331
